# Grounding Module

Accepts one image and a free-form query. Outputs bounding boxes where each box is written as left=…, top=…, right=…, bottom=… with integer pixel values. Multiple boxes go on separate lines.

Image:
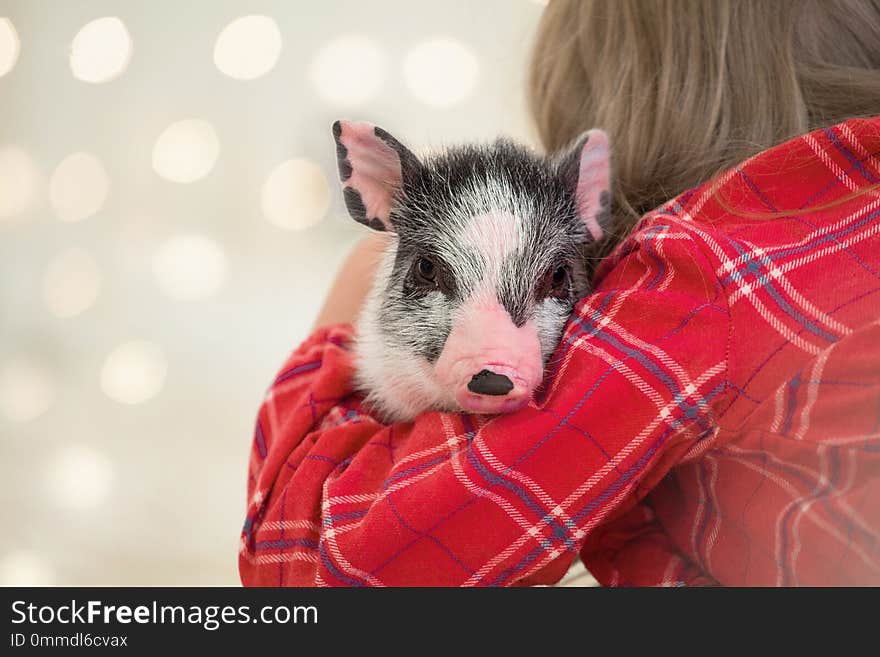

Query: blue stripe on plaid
left=825, top=128, right=880, bottom=185
left=477, top=302, right=728, bottom=578
left=734, top=158, right=880, bottom=282
left=384, top=452, right=454, bottom=488
left=255, top=420, right=267, bottom=459
left=569, top=310, right=682, bottom=398
left=490, top=380, right=727, bottom=585
left=304, top=454, right=342, bottom=466
left=547, top=282, right=726, bottom=465
left=321, top=408, right=364, bottom=428
left=543, top=408, right=623, bottom=475
left=723, top=239, right=840, bottom=343
left=466, top=445, right=578, bottom=551
left=255, top=538, right=319, bottom=550
left=376, top=491, right=478, bottom=579
left=724, top=445, right=875, bottom=567
left=570, top=380, right=727, bottom=532
left=368, top=417, right=492, bottom=583
left=242, top=516, right=254, bottom=548
left=779, top=374, right=801, bottom=437
left=725, top=381, right=761, bottom=404
left=764, top=276, right=839, bottom=343
left=489, top=543, right=550, bottom=586
left=693, top=459, right=715, bottom=570
left=274, top=360, right=322, bottom=385
left=541, top=292, right=614, bottom=387
left=663, top=301, right=729, bottom=338
left=729, top=169, right=880, bottom=277
left=778, top=444, right=841, bottom=585
left=787, top=215, right=880, bottom=280
left=382, top=415, right=476, bottom=489
left=318, top=541, right=367, bottom=587
left=568, top=305, right=719, bottom=435
left=526, top=314, right=689, bottom=487
left=717, top=282, right=880, bottom=423
left=798, top=142, right=880, bottom=210
left=732, top=205, right=880, bottom=270
left=325, top=509, right=368, bottom=524
left=736, top=167, right=782, bottom=214
left=278, top=484, right=289, bottom=585
left=642, top=224, right=670, bottom=290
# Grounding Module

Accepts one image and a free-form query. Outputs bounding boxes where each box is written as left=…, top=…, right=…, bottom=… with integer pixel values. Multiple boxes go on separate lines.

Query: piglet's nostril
left=467, top=370, right=514, bottom=396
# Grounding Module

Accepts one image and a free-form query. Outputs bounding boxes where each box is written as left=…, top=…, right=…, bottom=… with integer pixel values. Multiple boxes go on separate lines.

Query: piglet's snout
left=435, top=301, right=543, bottom=415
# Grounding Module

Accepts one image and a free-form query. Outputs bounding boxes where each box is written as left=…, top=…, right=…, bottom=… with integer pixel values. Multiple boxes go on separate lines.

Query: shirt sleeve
left=238, top=216, right=731, bottom=586
left=579, top=498, right=719, bottom=587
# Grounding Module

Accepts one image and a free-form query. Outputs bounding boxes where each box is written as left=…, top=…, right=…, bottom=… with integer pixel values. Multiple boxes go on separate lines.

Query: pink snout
left=435, top=301, right=543, bottom=415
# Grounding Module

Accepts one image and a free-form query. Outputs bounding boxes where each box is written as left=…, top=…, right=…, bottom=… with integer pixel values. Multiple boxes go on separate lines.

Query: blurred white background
left=0, top=0, right=549, bottom=585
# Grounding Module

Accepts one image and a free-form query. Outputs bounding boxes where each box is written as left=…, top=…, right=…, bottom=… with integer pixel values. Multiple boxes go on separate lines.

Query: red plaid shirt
left=240, top=117, right=880, bottom=586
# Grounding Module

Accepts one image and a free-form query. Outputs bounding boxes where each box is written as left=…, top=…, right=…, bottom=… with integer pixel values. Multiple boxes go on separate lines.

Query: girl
left=241, top=0, right=880, bottom=586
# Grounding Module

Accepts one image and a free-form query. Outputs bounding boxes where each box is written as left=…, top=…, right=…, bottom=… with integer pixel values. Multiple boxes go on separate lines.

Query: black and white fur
left=333, top=121, right=612, bottom=422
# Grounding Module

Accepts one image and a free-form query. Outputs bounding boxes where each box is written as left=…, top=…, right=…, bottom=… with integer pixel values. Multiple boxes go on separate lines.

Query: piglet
left=332, top=120, right=612, bottom=422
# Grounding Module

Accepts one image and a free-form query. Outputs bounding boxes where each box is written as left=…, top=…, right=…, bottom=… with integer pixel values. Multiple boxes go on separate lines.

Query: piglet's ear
left=558, top=129, right=612, bottom=242
left=332, top=120, right=420, bottom=233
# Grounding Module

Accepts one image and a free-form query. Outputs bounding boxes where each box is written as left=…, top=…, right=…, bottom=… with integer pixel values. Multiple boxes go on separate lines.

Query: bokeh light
left=49, top=152, right=110, bottom=223
left=69, top=17, right=133, bottom=84
left=0, top=0, right=531, bottom=588
left=43, top=248, right=101, bottom=318
left=309, top=35, right=385, bottom=106
left=213, top=15, right=282, bottom=80
left=0, top=146, right=38, bottom=220
left=153, top=234, right=228, bottom=301
left=403, top=38, right=479, bottom=106
left=152, top=119, right=220, bottom=183
left=0, top=551, right=55, bottom=586
left=45, top=445, right=115, bottom=512
left=0, top=18, right=21, bottom=77
left=261, top=158, right=330, bottom=230
left=0, top=357, right=55, bottom=423
left=101, top=340, right=167, bottom=405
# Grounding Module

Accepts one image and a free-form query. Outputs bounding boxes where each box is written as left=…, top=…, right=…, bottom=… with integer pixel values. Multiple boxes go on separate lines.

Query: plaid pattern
left=240, top=117, right=880, bottom=586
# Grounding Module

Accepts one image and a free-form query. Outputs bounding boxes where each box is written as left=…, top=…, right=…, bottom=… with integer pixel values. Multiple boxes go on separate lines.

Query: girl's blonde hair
left=529, top=0, right=880, bottom=239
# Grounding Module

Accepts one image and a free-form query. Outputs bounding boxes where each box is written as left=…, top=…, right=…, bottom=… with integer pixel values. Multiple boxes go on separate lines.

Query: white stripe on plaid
left=465, top=361, right=725, bottom=585
left=793, top=343, right=834, bottom=441
left=703, top=453, right=723, bottom=574
left=671, top=221, right=828, bottom=354
left=722, top=445, right=880, bottom=582
left=320, top=479, right=386, bottom=586
left=838, top=123, right=880, bottom=178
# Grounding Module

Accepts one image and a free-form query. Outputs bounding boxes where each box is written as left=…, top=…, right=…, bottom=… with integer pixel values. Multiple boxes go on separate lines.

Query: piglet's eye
left=416, top=257, right=436, bottom=282
left=537, top=264, right=570, bottom=300
left=406, top=255, right=454, bottom=298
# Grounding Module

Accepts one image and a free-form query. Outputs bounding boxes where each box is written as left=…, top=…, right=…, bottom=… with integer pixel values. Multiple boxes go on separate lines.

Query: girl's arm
left=312, top=233, right=388, bottom=330
left=239, top=210, right=730, bottom=586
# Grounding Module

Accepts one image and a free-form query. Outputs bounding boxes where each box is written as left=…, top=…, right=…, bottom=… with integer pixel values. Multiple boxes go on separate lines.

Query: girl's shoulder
left=600, top=116, right=880, bottom=280
left=595, top=116, right=880, bottom=434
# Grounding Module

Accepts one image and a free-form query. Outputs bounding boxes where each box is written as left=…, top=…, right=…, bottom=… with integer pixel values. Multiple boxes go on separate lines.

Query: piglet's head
left=333, top=120, right=612, bottom=421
